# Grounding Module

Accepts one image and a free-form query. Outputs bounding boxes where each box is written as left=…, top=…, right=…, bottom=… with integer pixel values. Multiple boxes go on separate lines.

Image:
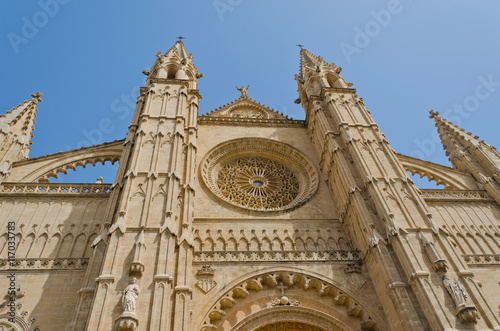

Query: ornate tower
left=0, top=92, right=41, bottom=181
left=295, top=48, right=493, bottom=330
left=430, top=110, right=500, bottom=204
left=79, top=41, right=202, bottom=331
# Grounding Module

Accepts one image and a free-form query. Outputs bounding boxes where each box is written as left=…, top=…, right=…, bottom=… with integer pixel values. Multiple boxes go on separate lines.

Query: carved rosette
left=200, top=138, right=319, bottom=212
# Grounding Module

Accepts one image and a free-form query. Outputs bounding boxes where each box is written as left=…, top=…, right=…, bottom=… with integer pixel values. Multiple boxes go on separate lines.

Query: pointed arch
left=271, top=237, right=282, bottom=251
left=226, top=237, right=237, bottom=251
left=238, top=237, right=249, bottom=251
left=204, top=237, right=215, bottom=251
left=295, top=237, right=305, bottom=251
left=338, top=237, right=348, bottom=250
left=317, top=237, right=327, bottom=251
left=45, top=233, right=61, bottom=258
left=0, top=234, right=8, bottom=258
left=283, top=237, right=294, bottom=251
left=71, top=233, right=87, bottom=257
left=58, top=233, right=74, bottom=258
left=17, top=233, right=34, bottom=258
left=485, top=232, right=500, bottom=251
left=197, top=268, right=385, bottom=331
left=84, top=234, right=97, bottom=258
left=215, top=237, right=226, bottom=251
left=327, top=237, right=337, bottom=250
left=194, top=237, right=203, bottom=252
left=28, top=233, right=48, bottom=258
left=305, top=237, right=316, bottom=251
left=261, top=237, right=272, bottom=251
left=249, top=237, right=260, bottom=251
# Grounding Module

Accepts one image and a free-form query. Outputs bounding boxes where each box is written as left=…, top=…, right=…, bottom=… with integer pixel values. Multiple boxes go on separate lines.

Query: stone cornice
left=193, top=250, right=360, bottom=264
left=0, top=182, right=112, bottom=196
left=148, top=78, right=189, bottom=87
left=198, top=116, right=306, bottom=127
left=0, top=258, right=89, bottom=271
left=321, top=87, right=357, bottom=97
left=420, top=189, right=494, bottom=202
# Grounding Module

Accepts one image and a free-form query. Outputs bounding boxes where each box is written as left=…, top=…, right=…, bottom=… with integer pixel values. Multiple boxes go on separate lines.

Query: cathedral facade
left=0, top=41, right=499, bottom=331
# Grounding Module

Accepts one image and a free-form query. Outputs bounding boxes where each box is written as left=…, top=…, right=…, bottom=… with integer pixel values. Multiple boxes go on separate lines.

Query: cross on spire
left=177, top=36, right=185, bottom=41
left=277, top=282, right=287, bottom=295
left=296, top=43, right=304, bottom=49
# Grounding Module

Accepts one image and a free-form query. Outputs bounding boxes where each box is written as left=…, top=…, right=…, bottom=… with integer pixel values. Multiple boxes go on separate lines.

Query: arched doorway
left=254, top=321, right=327, bottom=331
left=231, top=306, right=354, bottom=331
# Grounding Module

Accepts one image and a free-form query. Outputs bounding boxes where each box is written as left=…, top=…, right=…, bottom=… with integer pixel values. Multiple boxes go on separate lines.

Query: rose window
left=216, top=157, right=300, bottom=210
left=201, top=138, right=318, bottom=212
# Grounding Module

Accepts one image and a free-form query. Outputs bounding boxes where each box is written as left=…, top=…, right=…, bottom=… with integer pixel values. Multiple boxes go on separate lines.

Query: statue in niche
left=122, top=277, right=140, bottom=314
left=442, top=274, right=467, bottom=308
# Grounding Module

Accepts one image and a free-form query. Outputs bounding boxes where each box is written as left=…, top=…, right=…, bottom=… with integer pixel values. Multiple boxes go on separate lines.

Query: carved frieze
left=193, top=250, right=360, bottom=264
left=0, top=258, right=89, bottom=270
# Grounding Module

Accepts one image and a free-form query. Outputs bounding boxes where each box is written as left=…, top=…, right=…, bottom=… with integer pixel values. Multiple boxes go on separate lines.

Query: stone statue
left=442, top=274, right=467, bottom=308
left=236, top=85, right=250, bottom=98
left=122, top=277, right=140, bottom=314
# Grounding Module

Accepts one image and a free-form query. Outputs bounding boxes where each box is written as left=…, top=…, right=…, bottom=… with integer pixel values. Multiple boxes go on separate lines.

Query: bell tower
left=80, top=41, right=202, bottom=331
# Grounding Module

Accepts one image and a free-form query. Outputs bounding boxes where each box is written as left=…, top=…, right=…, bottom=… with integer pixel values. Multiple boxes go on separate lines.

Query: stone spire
left=429, top=110, right=494, bottom=161
left=0, top=92, right=42, bottom=179
left=430, top=110, right=500, bottom=202
left=85, top=41, right=202, bottom=331
left=145, top=41, right=202, bottom=86
left=296, top=48, right=351, bottom=108
left=299, top=48, right=327, bottom=77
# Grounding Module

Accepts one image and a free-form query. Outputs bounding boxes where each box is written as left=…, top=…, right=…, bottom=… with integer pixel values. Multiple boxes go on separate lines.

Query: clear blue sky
left=1, top=1, right=499, bottom=186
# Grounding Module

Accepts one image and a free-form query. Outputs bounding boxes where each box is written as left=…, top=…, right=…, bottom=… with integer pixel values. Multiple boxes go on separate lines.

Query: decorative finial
left=296, top=44, right=304, bottom=49
left=429, top=110, right=440, bottom=119
left=177, top=36, right=185, bottom=41
left=235, top=85, right=250, bottom=99
left=31, top=91, right=43, bottom=102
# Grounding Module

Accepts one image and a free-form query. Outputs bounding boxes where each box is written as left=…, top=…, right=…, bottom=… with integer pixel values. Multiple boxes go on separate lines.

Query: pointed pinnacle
left=428, top=110, right=439, bottom=119
left=31, top=92, right=43, bottom=103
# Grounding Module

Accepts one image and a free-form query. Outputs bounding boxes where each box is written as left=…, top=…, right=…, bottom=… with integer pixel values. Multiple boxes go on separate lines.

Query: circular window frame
left=200, top=138, right=319, bottom=212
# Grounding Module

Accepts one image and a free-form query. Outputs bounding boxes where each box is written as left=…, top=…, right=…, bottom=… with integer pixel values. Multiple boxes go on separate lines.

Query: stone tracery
left=201, top=138, right=319, bottom=212
left=217, top=157, right=300, bottom=210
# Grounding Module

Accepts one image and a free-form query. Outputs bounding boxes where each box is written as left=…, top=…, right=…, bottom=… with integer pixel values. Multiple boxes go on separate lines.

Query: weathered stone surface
left=0, top=42, right=499, bottom=331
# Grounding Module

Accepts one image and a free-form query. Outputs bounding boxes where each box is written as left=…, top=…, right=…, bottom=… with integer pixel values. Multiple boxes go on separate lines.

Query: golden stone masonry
left=0, top=42, right=499, bottom=330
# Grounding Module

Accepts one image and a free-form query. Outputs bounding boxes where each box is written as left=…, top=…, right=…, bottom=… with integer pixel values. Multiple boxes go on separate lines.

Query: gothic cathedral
left=1, top=41, right=500, bottom=331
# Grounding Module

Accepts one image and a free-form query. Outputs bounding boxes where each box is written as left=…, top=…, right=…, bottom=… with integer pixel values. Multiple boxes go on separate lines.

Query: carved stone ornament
left=114, top=313, right=139, bottom=331
left=270, top=296, right=301, bottom=307
left=196, top=265, right=217, bottom=293
left=442, top=274, right=479, bottom=324
left=200, top=138, right=319, bottom=212
left=122, top=277, right=140, bottom=314
left=115, top=278, right=140, bottom=330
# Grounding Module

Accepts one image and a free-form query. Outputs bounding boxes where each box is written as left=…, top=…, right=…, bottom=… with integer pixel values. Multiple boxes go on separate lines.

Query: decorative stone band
left=463, top=254, right=500, bottom=265
left=0, top=258, right=89, bottom=270
left=420, top=189, right=493, bottom=201
left=198, top=116, right=306, bottom=128
left=0, top=183, right=112, bottom=195
left=193, top=250, right=361, bottom=264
